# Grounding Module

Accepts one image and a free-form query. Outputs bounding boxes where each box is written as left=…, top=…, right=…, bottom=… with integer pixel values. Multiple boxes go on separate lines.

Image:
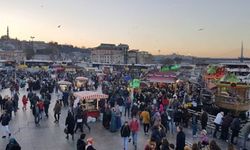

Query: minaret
left=7, top=26, right=9, bottom=39
left=240, top=41, right=244, bottom=63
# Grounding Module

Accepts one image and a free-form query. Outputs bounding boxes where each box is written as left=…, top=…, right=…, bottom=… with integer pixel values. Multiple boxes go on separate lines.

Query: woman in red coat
left=22, top=95, right=28, bottom=110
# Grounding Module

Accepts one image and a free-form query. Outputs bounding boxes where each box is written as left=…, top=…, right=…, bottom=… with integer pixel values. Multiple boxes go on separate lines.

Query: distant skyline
left=0, top=0, right=249, bottom=57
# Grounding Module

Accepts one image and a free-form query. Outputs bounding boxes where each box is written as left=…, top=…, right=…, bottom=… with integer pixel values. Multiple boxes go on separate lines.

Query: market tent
left=147, top=76, right=176, bottom=83
left=76, top=76, right=89, bottom=80
left=58, top=80, right=72, bottom=85
left=73, top=91, right=108, bottom=100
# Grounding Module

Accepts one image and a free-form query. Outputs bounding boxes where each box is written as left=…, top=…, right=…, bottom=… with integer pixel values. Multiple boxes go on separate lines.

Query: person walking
left=213, top=112, right=224, bottom=138
left=22, top=95, right=28, bottom=110
left=230, top=116, right=241, bottom=144
left=129, top=117, right=140, bottom=149
left=77, top=133, right=86, bottom=150
left=200, top=110, right=208, bottom=130
left=37, top=99, right=44, bottom=120
left=83, top=106, right=91, bottom=132
left=32, top=102, right=40, bottom=125
left=220, top=113, right=233, bottom=141
left=5, top=138, right=21, bottom=150
left=65, top=111, right=75, bottom=140
left=53, top=100, right=62, bottom=123
left=5, top=98, right=13, bottom=120
left=192, top=113, right=198, bottom=137
left=121, top=121, right=131, bottom=150
left=0, top=111, right=11, bottom=138
left=240, top=122, right=250, bottom=150
left=176, top=126, right=185, bottom=150
left=124, top=96, right=131, bottom=117
left=75, top=109, right=84, bottom=133
left=140, top=109, right=150, bottom=135
left=43, top=96, right=50, bottom=118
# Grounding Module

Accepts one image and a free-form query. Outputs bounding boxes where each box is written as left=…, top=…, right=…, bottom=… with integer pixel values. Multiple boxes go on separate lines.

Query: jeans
left=192, top=124, right=197, bottom=136
left=132, top=132, right=138, bottom=146
left=123, top=137, right=129, bottom=150
left=213, top=123, right=220, bottom=138
left=168, top=121, right=174, bottom=134
left=35, top=114, right=40, bottom=124
left=2, top=125, right=11, bottom=136
left=143, top=123, right=149, bottom=134
left=54, top=113, right=60, bottom=121
left=124, top=107, right=130, bottom=117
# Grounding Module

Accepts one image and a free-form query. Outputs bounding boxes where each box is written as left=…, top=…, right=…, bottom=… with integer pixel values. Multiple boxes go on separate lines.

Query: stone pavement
left=0, top=87, right=249, bottom=150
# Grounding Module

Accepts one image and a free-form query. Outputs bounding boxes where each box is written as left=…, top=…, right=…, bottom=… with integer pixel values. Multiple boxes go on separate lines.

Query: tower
left=7, top=26, right=9, bottom=39
left=240, top=41, right=244, bottom=63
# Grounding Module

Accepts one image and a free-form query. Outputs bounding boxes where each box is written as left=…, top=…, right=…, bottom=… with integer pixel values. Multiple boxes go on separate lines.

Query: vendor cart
left=75, top=76, right=88, bottom=89
left=58, top=80, right=72, bottom=92
left=73, top=91, right=108, bottom=118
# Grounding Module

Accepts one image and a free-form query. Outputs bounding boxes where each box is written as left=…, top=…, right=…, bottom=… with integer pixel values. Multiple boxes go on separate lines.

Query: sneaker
left=2, top=136, right=6, bottom=138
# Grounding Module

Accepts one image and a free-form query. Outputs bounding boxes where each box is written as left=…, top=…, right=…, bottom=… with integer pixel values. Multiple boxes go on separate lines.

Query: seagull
left=57, top=25, right=61, bottom=28
left=198, top=28, right=204, bottom=31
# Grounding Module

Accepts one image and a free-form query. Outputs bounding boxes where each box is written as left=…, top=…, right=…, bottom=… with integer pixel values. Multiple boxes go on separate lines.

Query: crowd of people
left=0, top=68, right=249, bottom=150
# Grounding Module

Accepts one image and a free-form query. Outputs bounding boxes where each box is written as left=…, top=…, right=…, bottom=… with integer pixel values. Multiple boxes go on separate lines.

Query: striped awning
left=76, top=76, right=88, bottom=81
left=73, top=91, right=109, bottom=100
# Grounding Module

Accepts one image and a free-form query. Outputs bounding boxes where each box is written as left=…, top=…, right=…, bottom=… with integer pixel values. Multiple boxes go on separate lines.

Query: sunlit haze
left=0, top=0, right=250, bottom=57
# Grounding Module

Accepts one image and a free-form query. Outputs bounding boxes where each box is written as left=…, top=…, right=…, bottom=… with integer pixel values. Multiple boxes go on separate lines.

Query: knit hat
left=87, top=138, right=94, bottom=144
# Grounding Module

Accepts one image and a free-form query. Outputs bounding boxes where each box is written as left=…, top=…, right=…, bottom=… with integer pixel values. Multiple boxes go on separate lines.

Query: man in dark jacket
left=176, top=126, right=185, bottom=150
left=5, top=138, right=21, bottom=150
left=201, top=110, right=208, bottom=130
left=120, top=121, right=131, bottom=150
left=77, top=133, right=86, bottom=150
left=0, top=111, right=11, bottom=138
left=220, top=113, right=233, bottom=141
left=230, top=116, right=241, bottom=144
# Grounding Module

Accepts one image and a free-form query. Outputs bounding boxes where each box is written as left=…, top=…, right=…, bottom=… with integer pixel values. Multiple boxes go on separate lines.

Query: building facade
left=128, top=50, right=139, bottom=64
left=91, top=43, right=129, bottom=64
left=0, top=50, right=26, bottom=62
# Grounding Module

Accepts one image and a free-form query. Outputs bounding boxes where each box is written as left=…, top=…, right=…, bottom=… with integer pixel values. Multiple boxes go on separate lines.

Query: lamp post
left=30, top=36, right=35, bottom=53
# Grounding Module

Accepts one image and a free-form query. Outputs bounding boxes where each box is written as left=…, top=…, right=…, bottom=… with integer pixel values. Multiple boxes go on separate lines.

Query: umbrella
left=58, top=80, right=72, bottom=85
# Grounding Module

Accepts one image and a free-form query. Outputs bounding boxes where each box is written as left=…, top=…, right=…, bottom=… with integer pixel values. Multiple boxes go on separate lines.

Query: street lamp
left=30, top=36, right=35, bottom=53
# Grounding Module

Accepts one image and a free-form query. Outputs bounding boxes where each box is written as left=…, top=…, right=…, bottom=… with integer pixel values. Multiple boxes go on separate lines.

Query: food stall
left=73, top=91, right=108, bottom=118
left=58, top=80, right=72, bottom=92
left=75, top=76, right=88, bottom=88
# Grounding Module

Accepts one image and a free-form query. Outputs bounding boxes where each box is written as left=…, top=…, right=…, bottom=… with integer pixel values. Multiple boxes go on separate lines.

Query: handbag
left=64, top=128, right=68, bottom=134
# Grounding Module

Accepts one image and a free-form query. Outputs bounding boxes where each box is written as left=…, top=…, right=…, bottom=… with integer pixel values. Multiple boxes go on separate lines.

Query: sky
left=0, top=0, right=250, bottom=57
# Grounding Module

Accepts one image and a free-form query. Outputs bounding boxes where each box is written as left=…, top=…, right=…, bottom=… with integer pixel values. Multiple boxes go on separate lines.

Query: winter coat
left=0, top=113, right=11, bottom=126
left=176, top=131, right=185, bottom=150
left=129, top=120, right=139, bottom=132
left=201, top=112, right=208, bottom=127
left=120, top=125, right=131, bottom=137
left=140, top=111, right=150, bottom=124
left=53, top=103, right=62, bottom=114
left=240, top=122, right=250, bottom=137
left=230, top=118, right=241, bottom=131
left=5, top=138, right=21, bottom=150
left=77, top=139, right=86, bottom=150
left=65, top=113, right=75, bottom=135
left=221, top=114, right=233, bottom=128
